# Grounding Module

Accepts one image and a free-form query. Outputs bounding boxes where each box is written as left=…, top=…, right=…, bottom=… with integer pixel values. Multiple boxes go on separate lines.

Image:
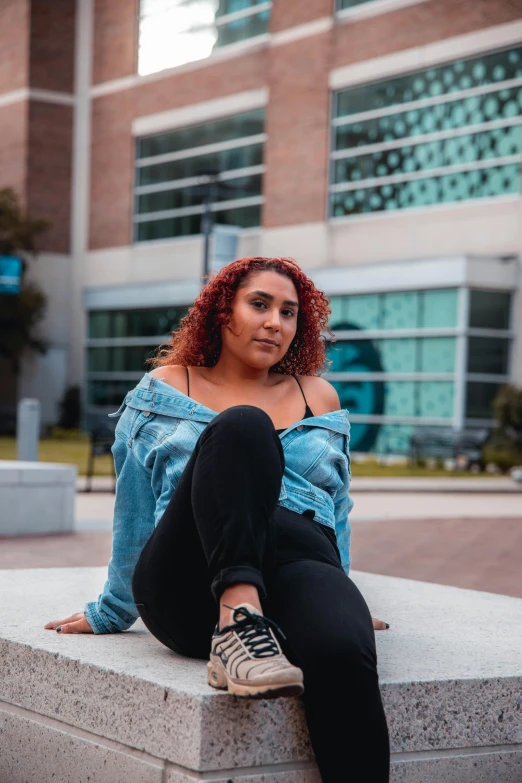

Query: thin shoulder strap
left=185, top=366, right=190, bottom=398
left=293, top=375, right=307, bottom=406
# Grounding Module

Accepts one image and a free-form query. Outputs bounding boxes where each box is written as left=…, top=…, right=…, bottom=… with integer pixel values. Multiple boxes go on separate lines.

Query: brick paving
left=1, top=515, right=521, bottom=599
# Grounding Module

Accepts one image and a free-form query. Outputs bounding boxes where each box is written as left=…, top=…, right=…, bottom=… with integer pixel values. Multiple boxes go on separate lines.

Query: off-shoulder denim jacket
left=85, top=373, right=353, bottom=634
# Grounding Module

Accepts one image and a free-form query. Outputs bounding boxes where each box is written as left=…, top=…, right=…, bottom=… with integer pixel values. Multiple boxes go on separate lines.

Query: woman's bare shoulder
left=149, top=365, right=188, bottom=394
left=297, top=375, right=341, bottom=414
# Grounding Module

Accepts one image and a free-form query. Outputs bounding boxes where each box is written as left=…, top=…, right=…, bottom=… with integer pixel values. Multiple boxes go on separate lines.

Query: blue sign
left=0, top=256, right=22, bottom=294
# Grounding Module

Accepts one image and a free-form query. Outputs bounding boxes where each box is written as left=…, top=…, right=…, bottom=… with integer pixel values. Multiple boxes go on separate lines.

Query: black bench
left=409, top=428, right=489, bottom=469
left=84, top=425, right=116, bottom=492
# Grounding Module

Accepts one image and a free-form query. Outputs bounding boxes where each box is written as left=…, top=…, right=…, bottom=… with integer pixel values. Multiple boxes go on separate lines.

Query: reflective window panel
left=468, top=290, right=511, bottom=329
left=87, top=380, right=137, bottom=408
left=88, top=346, right=158, bottom=374
left=88, top=307, right=186, bottom=339
left=331, top=46, right=522, bottom=215
left=138, top=1, right=270, bottom=75
left=466, top=381, right=504, bottom=419
left=135, top=108, right=265, bottom=241
left=328, top=289, right=458, bottom=331
left=467, top=336, right=510, bottom=375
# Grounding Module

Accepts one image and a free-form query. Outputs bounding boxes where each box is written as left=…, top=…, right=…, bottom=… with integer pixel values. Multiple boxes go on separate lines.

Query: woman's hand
left=372, top=617, right=390, bottom=631
left=44, top=612, right=93, bottom=634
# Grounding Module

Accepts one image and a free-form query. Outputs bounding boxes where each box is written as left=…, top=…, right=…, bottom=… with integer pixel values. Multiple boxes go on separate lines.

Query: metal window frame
left=135, top=164, right=265, bottom=196
left=136, top=133, right=267, bottom=166
left=133, top=194, right=264, bottom=223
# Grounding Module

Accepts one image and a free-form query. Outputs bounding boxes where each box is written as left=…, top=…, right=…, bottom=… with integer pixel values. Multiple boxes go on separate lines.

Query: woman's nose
left=264, top=309, right=281, bottom=329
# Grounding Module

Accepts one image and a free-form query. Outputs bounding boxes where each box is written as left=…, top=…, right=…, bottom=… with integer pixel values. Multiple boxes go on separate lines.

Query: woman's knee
left=207, top=405, right=278, bottom=448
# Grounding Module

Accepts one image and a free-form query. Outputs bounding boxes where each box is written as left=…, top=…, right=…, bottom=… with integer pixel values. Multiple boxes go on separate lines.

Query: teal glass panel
left=385, top=381, right=416, bottom=416
left=88, top=307, right=185, bottom=338
left=333, top=126, right=522, bottom=184
left=216, top=9, right=270, bottom=47
left=376, top=338, right=417, bottom=372
left=469, top=290, right=511, bottom=329
left=87, top=380, right=136, bottom=407
left=135, top=204, right=262, bottom=241
left=88, top=346, right=156, bottom=373
left=346, top=294, right=381, bottom=330
left=335, top=47, right=522, bottom=118
left=334, top=86, right=522, bottom=150
left=328, top=296, right=348, bottom=329
left=371, top=424, right=415, bottom=455
left=137, top=143, right=264, bottom=186
left=382, top=291, right=419, bottom=329
left=331, top=163, right=520, bottom=216
left=467, top=337, right=510, bottom=375
left=466, top=381, right=503, bottom=419
left=421, top=289, right=458, bottom=328
left=327, top=340, right=384, bottom=375
left=136, top=173, right=262, bottom=214
left=418, top=381, right=454, bottom=418
left=336, top=0, right=372, bottom=8
left=419, top=337, right=456, bottom=373
left=217, top=0, right=268, bottom=16
left=137, top=109, right=265, bottom=159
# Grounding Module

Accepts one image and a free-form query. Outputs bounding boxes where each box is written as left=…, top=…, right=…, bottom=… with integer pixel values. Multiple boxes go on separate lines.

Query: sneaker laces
left=222, top=604, right=286, bottom=659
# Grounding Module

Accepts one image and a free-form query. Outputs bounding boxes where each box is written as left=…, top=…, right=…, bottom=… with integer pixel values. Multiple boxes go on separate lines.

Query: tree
left=493, top=384, right=522, bottom=453
left=0, top=188, right=49, bottom=374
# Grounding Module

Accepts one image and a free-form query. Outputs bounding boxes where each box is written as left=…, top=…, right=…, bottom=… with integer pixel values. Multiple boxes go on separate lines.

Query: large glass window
left=468, top=290, right=511, bottom=329
left=330, top=46, right=522, bottom=217
left=86, top=306, right=189, bottom=411
left=138, top=0, right=271, bottom=75
left=135, top=109, right=265, bottom=241
left=326, top=285, right=512, bottom=453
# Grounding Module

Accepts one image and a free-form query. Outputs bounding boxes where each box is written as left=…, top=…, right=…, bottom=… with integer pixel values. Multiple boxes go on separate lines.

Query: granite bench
left=1, top=567, right=521, bottom=782
left=0, top=461, right=76, bottom=536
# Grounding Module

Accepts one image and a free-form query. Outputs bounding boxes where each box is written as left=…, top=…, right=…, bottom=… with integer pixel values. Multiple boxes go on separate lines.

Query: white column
left=453, top=286, right=469, bottom=431
left=69, top=0, right=94, bottom=393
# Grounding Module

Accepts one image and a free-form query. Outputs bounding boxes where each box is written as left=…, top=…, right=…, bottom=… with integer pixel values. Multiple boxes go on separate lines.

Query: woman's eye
left=282, top=309, right=296, bottom=318
left=252, top=300, right=267, bottom=309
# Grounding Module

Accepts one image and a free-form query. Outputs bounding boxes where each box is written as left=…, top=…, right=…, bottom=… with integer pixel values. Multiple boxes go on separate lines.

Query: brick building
left=1, top=0, right=521, bottom=454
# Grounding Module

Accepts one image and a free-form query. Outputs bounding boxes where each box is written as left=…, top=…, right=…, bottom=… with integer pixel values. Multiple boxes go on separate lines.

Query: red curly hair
left=150, top=257, right=332, bottom=375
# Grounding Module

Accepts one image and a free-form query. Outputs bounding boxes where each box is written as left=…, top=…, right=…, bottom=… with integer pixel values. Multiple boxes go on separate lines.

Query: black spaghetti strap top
left=185, top=368, right=313, bottom=433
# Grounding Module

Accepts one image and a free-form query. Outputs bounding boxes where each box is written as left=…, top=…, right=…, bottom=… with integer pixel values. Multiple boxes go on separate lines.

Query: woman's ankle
left=219, top=584, right=262, bottom=629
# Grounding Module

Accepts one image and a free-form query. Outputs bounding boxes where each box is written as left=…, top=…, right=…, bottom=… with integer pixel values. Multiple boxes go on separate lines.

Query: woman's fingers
left=372, top=617, right=390, bottom=631
left=44, top=612, right=93, bottom=633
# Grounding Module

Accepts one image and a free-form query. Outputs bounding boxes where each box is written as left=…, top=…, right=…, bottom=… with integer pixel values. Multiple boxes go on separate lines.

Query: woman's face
left=221, top=270, right=299, bottom=370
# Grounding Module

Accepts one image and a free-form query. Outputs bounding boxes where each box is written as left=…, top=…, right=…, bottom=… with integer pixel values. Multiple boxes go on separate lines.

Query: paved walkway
left=1, top=481, right=520, bottom=601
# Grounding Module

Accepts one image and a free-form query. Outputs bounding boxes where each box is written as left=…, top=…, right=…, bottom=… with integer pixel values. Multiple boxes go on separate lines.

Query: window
left=138, top=0, right=271, bottom=75
left=330, top=46, right=522, bottom=217
left=326, top=286, right=512, bottom=453
left=86, top=306, right=189, bottom=411
left=468, top=290, right=511, bottom=329
left=135, top=109, right=265, bottom=241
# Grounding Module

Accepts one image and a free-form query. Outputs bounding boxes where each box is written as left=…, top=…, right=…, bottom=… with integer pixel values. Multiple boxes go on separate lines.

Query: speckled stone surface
left=0, top=708, right=164, bottom=783
left=390, top=749, right=522, bottom=782
left=1, top=567, right=522, bottom=776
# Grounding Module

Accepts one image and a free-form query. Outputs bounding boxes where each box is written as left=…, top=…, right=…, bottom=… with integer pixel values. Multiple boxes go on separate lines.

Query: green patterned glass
left=332, top=46, right=522, bottom=215
left=333, top=126, right=521, bottom=184
left=421, top=289, right=458, bottom=328
left=418, top=381, right=454, bottom=418
left=382, top=291, right=419, bottom=329
left=331, top=163, right=520, bottom=216
left=376, top=339, right=417, bottom=372
left=335, top=47, right=522, bottom=118
left=334, top=86, right=522, bottom=150
left=336, top=0, right=373, bottom=8
left=419, top=337, right=456, bottom=373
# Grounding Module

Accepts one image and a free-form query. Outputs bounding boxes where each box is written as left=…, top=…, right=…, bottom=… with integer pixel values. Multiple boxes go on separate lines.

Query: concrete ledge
left=0, top=461, right=77, bottom=536
left=1, top=568, right=522, bottom=781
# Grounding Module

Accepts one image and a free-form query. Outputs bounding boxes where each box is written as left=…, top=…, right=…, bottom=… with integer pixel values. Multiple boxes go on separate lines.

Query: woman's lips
left=255, top=339, right=278, bottom=348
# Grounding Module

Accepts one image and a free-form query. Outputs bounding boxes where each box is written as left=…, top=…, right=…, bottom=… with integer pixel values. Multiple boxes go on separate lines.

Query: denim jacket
left=85, top=373, right=353, bottom=634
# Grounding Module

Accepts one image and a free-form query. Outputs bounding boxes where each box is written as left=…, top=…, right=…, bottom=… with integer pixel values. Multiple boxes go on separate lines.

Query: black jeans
left=132, top=406, right=390, bottom=782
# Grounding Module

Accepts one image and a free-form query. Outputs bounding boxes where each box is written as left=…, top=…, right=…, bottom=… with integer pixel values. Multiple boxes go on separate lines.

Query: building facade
left=1, top=0, right=521, bottom=453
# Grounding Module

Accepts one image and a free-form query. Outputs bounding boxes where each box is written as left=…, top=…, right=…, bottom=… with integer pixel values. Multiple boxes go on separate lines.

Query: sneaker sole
left=207, top=659, right=304, bottom=699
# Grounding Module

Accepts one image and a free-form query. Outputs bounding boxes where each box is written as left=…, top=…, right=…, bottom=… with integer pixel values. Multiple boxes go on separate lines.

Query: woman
left=46, top=256, right=390, bottom=782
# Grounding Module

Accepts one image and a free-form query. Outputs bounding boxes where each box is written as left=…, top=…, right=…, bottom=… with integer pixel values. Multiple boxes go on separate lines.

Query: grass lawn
left=0, top=435, right=494, bottom=478
left=0, top=436, right=113, bottom=476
